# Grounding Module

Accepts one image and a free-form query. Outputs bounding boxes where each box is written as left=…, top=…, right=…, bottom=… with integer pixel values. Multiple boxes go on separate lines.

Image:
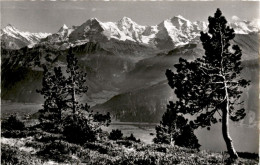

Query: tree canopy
left=165, top=9, right=250, bottom=159
left=37, top=47, right=111, bottom=143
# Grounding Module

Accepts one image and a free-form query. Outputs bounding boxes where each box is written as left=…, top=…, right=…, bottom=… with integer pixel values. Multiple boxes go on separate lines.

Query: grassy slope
left=1, top=129, right=258, bottom=165
left=2, top=138, right=258, bottom=165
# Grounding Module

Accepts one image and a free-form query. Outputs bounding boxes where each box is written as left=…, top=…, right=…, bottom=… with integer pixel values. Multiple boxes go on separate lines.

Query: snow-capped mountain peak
left=169, top=15, right=193, bottom=30
left=58, top=24, right=68, bottom=32
left=1, top=24, right=50, bottom=38
left=229, top=18, right=260, bottom=34
left=1, top=24, right=50, bottom=49
left=90, top=17, right=99, bottom=22
left=118, top=17, right=136, bottom=26
left=2, top=24, right=18, bottom=32
left=41, top=24, right=75, bottom=48
left=2, top=16, right=259, bottom=50
left=63, top=24, right=68, bottom=29
left=87, top=18, right=102, bottom=26
left=1, top=24, right=21, bottom=39
left=154, top=15, right=204, bottom=48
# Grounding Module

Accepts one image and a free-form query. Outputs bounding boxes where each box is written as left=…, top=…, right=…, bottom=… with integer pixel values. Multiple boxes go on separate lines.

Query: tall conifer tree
left=166, top=9, right=250, bottom=158
left=37, top=47, right=110, bottom=135
left=65, top=48, right=88, bottom=114
left=37, top=65, right=67, bottom=131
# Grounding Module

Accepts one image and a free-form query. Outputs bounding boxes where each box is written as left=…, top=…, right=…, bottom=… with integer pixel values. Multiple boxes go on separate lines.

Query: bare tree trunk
left=222, top=107, right=238, bottom=159
left=222, top=82, right=238, bottom=159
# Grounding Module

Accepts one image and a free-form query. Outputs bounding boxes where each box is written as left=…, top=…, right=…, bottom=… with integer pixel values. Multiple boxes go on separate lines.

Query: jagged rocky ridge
left=1, top=16, right=259, bottom=50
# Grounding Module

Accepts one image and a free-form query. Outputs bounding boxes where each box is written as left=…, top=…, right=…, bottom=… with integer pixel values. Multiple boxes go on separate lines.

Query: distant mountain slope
left=92, top=80, right=173, bottom=122
left=92, top=62, right=258, bottom=123
left=232, top=33, right=259, bottom=60
left=1, top=42, right=143, bottom=105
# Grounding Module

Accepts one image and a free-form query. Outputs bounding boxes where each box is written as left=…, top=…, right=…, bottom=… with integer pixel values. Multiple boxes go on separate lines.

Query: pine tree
left=37, top=48, right=88, bottom=124
left=165, top=9, right=250, bottom=158
left=65, top=48, right=88, bottom=114
left=37, top=65, right=67, bottom=131
left=154, top=102, right=200, bottom=149
left=37, top=47, right=111, bottom=138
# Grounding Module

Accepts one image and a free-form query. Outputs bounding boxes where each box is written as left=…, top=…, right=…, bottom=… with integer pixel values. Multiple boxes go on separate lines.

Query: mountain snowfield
left=0, top=24, right=50, bottom=49
left=1, top=15, right=259, bottom=50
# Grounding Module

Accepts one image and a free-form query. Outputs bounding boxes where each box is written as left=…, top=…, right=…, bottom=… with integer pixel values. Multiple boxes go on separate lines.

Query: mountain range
left=1, top=15, right=259, bottom=123
left=1, top=16, right=259, bottom=50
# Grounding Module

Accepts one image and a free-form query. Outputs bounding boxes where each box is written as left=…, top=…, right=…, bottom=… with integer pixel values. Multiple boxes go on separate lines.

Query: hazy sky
left=1, top=1, right=259, bottom=33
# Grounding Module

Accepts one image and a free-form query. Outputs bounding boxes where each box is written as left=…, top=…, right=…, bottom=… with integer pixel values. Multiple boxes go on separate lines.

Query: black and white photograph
left=1, top=0, right=259, bottom=164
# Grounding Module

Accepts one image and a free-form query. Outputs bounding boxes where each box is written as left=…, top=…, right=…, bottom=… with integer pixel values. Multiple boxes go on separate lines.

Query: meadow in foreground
left=1, top=115, right=258, bottom=165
